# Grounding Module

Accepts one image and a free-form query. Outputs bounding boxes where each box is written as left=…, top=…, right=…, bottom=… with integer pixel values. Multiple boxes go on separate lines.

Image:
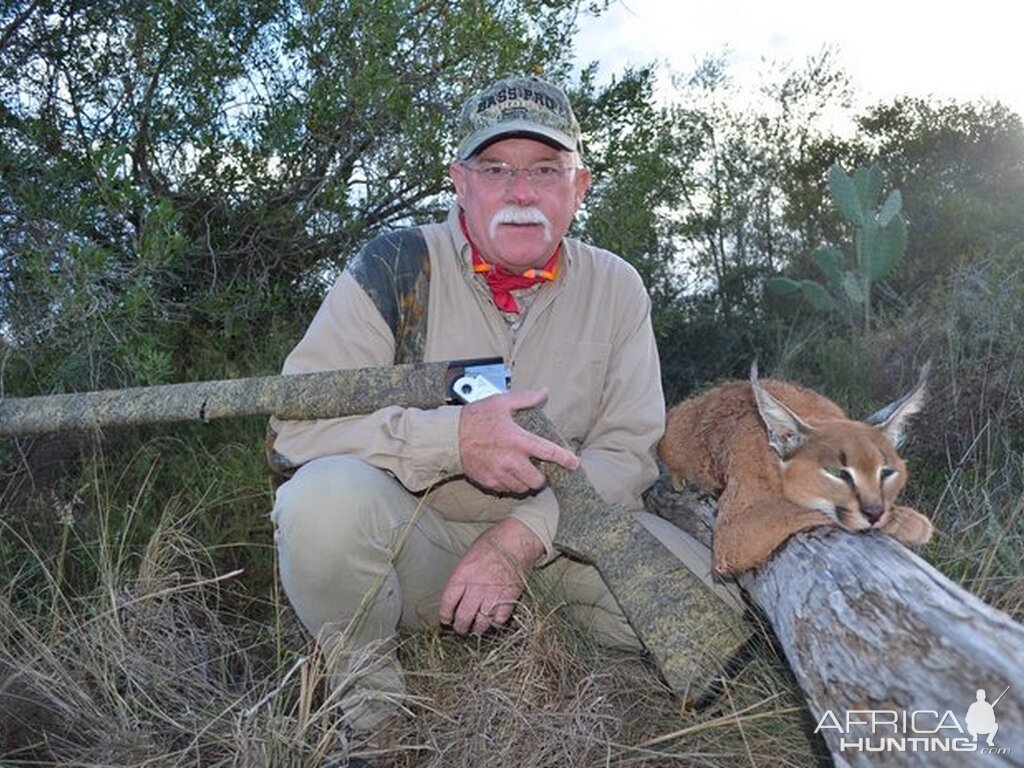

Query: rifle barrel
left=0, top=363, right=453, bottom=437
left=992, top=685, right=1011, bottom=707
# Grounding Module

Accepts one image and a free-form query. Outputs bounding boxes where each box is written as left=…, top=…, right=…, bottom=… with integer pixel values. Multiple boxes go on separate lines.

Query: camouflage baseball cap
left=455, top=75, right=583, bottom=160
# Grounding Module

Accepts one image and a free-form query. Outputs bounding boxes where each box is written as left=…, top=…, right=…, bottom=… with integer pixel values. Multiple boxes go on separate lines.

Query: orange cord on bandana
left=471, top=260, right=558, bottom=282
left=460, top=212, right=559, bottom=313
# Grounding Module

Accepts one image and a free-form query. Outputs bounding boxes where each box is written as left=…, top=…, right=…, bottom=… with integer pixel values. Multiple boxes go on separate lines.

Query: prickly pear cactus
left=767, top=163, right=907, bottom=330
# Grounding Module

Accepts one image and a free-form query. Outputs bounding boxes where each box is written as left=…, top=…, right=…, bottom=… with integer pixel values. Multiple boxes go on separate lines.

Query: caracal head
left=750, top=361, right=930, bottom=533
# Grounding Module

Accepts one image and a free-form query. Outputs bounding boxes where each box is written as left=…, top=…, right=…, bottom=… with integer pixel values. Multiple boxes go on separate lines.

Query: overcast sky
left=574, top=0, right=1024, bottom=118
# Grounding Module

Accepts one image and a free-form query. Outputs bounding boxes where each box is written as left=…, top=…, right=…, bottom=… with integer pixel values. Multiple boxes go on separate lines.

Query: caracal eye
left=880, top=466, right=898, bottom=481
left=824, top=466, right=854, bottom=485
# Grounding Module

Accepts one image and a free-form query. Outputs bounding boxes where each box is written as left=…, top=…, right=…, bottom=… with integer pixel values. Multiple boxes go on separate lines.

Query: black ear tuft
left=865, top=362, right=930, bottom=448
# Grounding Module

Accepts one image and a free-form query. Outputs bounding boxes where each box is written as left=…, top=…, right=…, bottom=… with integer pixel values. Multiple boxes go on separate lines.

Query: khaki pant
left=272, top=455, right=741, bottom=731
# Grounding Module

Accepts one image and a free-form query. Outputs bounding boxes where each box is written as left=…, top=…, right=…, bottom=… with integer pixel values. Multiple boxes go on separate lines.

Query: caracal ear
left=750, top=360, right=815, bottom=459
left=865, top=361, right=931, bottom=449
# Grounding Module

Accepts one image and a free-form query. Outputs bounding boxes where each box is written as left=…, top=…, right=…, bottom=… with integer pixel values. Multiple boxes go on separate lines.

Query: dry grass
left=0, top=460, right=823, bottom=767
left=4, top=457, right=1021, bottom=768
left=3, top=440, right=1019, bottom=767
left=382, top=599, right=821, bottom=768
left=922, top=458, right=1024, bottom=619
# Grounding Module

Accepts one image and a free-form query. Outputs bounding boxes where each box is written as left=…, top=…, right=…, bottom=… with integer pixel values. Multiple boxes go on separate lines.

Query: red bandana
left=459, top=213, right=559, bottom=314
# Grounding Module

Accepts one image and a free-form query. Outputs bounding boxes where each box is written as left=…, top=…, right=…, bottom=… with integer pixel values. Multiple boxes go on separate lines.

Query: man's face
left=450, top=137, right=591, bottom=273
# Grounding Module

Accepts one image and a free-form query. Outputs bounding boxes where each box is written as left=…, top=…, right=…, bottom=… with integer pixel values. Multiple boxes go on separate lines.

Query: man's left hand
left=439, top=517, right=545, bottom=635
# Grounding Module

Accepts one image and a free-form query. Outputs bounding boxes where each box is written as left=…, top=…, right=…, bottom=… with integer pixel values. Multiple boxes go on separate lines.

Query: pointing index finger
left=548, top=442, right=580, bottom=471
left=527, top=434, right=579, bottom=471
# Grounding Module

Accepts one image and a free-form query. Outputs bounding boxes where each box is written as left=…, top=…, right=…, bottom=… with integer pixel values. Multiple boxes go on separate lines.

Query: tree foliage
left=0, top=0, right=584, bottom=393
left=857, top=98, right=1024, bottom=296
left=666, top=50, right=855, bottom=318
left=3, top=3, right=1024, bottom=407
left=572, top=66, right=691, bottom=314
left=571, top=51, right=862, bottom=397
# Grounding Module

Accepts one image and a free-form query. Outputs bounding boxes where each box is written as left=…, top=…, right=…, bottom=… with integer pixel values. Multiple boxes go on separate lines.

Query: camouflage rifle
left=0, top=360, right=750, bottom=694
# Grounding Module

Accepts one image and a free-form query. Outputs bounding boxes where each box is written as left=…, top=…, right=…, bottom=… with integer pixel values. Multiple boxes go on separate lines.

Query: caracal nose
left=862, top=501, right=885, bottom=525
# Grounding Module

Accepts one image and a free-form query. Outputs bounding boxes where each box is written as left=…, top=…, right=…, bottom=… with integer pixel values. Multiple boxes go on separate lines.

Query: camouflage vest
left=265, top=227, right=432, bottom=481
left=345, top=227, right=432, bottom=364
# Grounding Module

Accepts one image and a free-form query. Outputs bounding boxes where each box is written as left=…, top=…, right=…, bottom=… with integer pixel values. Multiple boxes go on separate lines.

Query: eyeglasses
left=459, top=160, right=579, bottom=189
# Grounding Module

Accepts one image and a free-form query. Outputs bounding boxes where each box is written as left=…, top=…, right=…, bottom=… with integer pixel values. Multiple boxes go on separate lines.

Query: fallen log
left=646, top=478, right=1024, bottom=767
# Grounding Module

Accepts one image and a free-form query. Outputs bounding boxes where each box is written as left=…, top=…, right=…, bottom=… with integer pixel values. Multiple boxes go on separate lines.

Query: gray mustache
left=489, top=207, right=552, bottom=241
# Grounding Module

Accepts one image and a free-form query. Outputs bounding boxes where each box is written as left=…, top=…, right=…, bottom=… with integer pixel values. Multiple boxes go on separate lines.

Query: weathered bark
left=0, top=368, right=748, bottom=693
left=646, top=478, right=1024, bottom=767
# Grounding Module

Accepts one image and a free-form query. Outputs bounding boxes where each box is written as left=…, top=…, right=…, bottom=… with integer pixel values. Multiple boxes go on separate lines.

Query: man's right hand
left=457, top=388, right=579, bottom=494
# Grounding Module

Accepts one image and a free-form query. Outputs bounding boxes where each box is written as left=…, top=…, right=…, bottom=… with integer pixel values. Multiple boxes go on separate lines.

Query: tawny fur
left=659, top=376, right=934, bottom=575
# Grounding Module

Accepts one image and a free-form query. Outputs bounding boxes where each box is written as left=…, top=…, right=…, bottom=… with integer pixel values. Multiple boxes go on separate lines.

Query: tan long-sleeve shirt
left=268, top=206, right=665, bottom=562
